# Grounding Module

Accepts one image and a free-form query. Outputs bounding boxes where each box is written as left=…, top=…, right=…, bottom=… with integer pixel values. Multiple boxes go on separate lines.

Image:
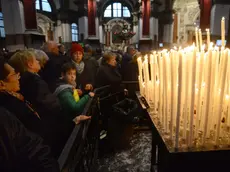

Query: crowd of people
left=0, top=41, right=140, bottom=171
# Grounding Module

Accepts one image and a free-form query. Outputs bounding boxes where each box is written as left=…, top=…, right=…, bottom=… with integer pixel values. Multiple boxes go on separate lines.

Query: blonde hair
left=9, top=50, right=35, bottom=73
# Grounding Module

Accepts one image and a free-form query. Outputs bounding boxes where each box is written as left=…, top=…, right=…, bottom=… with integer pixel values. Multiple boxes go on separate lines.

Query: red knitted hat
left=71, top=43, right=84, bottom=56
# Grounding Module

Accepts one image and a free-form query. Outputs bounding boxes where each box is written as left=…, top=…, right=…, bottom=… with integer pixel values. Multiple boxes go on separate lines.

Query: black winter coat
left=96, top=63, right=122, bottom=92
left=19, top=71, right=73, bottom=157
left=20, top=71, right=61, bottom=118
left=0, top=92, right=41, bottom=137
left=0, top=107, right=60, bottom=172
left=41, top=52, right=69, bottom=92
left=0, top=91, right=72, bottom=158
left=72, top=57, right=99, bottom=91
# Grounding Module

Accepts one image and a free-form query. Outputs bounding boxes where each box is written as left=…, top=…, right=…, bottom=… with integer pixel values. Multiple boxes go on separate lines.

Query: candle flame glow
left=202, top=82, right=206, bottom=87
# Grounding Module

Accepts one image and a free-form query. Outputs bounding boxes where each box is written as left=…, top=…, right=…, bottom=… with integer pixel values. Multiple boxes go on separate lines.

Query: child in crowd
left=54, top=62, right=94, bottom=123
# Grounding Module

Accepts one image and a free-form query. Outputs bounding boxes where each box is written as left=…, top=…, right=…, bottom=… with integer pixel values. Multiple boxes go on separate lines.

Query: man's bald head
left=42, top=41, right=59, bottom=55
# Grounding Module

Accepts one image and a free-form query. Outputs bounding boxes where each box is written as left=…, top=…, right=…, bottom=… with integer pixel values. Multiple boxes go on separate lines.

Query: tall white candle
left=195, top=48, right=205, bottom=138
left=215, top=50, right=228, bottom=144
left=175, top=52, right=183, bottom=150
left=227, top=95, right=230, bottom=126
left=137, top=58, right=144, bottom=96
left=206, top=29, right=210, bottom=49
left=221, top=17, right=225, bottom=47
left=188, top=47, right=197, bottom=147
left=143, top=55, right=150, bottom=102
left=199, top=29, right=203, bottom=51
left=211, top=48, right=220, bottom=130
left=195, top=27, right=199, bottom=50
left=158, top=53, right=164, bottom=124
left=207, top=50, right=217, bottom=135
left=202, top=49, right=213, bottom=144
left=150, top=54, right=154, bottom=100
left=170, top=50, right=175, bottom=139
left=183, top=51, right=190, bottom=139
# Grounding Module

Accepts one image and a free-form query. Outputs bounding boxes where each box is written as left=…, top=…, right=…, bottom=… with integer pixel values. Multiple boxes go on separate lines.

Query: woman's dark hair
left=0, top=57, right=9, bottom=80
left=61, top=62, right=76, bottom=74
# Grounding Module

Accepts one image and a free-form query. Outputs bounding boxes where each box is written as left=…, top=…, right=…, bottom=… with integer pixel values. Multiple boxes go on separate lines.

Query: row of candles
left=138, top=17, right=230, bottom=150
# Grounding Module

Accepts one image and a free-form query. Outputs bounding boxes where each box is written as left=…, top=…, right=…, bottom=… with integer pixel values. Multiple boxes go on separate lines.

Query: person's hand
left=73, top=115, right=91, bottom=125
left=85, top=84, right=93, bottom=91
left=89, top=92, right=95, bottom=97
left=77, top=89, right=83, bottom=96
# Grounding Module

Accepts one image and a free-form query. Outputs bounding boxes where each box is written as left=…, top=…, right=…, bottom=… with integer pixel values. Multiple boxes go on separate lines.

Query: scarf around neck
left=72, top=60, right=85, bottom=74
left=0, top=90, right=40, bottom=119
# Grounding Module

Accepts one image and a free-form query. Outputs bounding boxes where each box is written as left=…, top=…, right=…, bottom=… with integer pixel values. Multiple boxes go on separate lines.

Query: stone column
left=163, top=24, right=173, bottom=45
left=1, top=0, right=44, bottom=51
left=54, top=20, right=62, bottom=43
left=138, top=17, right=143, bottom=40
left=107, top=25, right=111, bottom=47
left=158, top=10, right=173, bottom=48
left=142, top=0, right=150, bottom=36
left=23, top=0, right=37, bottom=30
left=199, top=0, right=212, bottom=30
left=151, top=0, right=160, bottom=49
left=1, top=0, right=25, bottom=35
left=88, top=0, right=96, bottom=36
left=78, top=16, right=88, bottom=41
left=61, top=22, right=71, bottom=43
left=99, top=25, right=104, bottom=44
left=104, top=25, right=109, bottom=47
left=87, top=0, right=100, bottom=47
left=131, top=12, right=139, bottom=44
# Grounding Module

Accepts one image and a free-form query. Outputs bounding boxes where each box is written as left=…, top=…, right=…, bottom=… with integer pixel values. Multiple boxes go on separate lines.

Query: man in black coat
left=121, top=46, right=140, bottom=97
left=41, top=41, right=69, bottom=92
left=0, top=107, right=60, bottom=172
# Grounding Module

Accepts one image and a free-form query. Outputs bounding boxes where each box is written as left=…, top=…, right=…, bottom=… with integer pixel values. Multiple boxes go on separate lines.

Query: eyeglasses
left=7, top=73, right=20, bottom=80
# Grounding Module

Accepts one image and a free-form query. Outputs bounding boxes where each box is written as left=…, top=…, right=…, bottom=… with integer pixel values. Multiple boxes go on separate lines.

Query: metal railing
left=58, top=85, right=111, bottom=172
left=57, top=82, right=139, bottom=171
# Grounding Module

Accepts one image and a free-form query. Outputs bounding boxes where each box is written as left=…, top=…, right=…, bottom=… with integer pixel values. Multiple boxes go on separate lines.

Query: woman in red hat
left=70, top=43, right=98, bottom=92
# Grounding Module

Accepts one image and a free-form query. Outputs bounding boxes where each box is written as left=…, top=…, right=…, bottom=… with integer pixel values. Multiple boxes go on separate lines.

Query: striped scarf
left=72, top=60, right=85, bottom=74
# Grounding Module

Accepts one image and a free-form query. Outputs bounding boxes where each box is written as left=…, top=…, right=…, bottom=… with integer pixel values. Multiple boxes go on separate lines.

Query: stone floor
left=97, top=131, right=152, bottom=172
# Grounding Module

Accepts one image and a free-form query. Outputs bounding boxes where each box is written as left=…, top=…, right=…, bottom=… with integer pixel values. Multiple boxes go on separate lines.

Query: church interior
left=1, top=0, right=230, bottom=172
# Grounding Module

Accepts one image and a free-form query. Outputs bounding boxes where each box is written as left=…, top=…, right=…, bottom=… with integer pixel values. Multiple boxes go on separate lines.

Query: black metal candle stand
left=136, top=92, right=230, bottom=172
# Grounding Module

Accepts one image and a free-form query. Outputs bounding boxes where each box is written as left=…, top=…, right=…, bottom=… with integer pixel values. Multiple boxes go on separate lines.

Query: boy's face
left=62, top=69, right=76, bottom=86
